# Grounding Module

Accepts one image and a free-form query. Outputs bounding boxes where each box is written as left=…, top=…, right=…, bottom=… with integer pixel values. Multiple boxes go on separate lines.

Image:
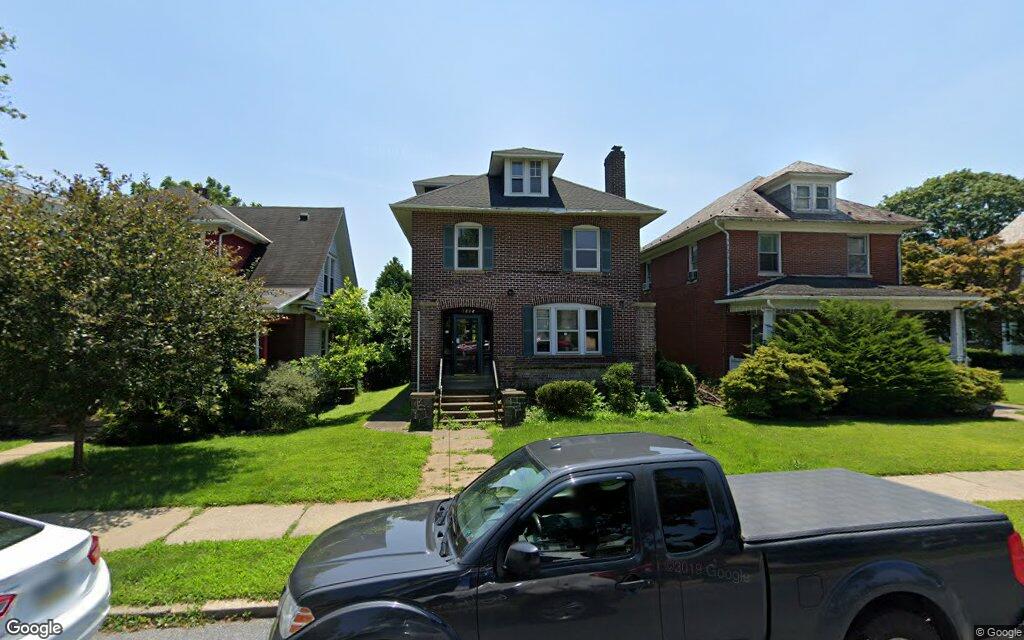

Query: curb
left=109, top=599, right=278, bottom=620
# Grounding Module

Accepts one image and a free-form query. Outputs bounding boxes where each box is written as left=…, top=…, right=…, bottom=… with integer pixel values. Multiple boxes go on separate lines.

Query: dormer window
left=792, top=183, right=833, bottom=211
left=504, top=159, right=548, bottom=197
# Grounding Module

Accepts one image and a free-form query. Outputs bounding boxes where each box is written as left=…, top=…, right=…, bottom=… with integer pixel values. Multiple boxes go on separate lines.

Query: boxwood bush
left=535, top=380, right=597, bottom=418
left=656, top=358, right=698, bottom=408
left=720, top=345, right=846, bottom=418
left=946, top=365, right=1005, bottom=416
left=602, top=363, right=638, bottom=415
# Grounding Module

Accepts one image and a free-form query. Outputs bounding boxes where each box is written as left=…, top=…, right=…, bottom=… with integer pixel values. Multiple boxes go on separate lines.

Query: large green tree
left=0, top=28, right=27, bottom=176
left=0, top=172, right=267, bottom=473
left=369, top=257, right=411, bottom=302
left=880, top=169, right=1024, bottom=242
left=131, top=176, right=259, bottom=207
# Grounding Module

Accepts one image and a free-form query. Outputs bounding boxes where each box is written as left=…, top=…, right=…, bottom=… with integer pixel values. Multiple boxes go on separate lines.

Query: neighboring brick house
left=390, top=146, right=665, bottom=412
left=177, top=188, right=357, bottom=363
left=640, top=162, right=983, bottom=378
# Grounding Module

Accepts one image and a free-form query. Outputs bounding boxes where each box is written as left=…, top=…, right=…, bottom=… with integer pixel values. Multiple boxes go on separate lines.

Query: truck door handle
left=615, top=576, right=652, bottom=592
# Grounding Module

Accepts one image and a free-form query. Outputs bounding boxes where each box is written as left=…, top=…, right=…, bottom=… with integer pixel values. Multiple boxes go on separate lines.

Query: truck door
left=645, top=462, right=767, bottom=640
left=477, top=471, right=662, bottom=640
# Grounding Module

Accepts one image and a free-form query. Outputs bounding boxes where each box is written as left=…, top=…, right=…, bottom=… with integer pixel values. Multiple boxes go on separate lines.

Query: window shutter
left=561, top=229, right=573, bottom=271
left=522, top=306, right=534, bottom=356
left=483, top=226, right=494, bottom=270
left=442, top=225, right=454, bottom=270
left=600, top=229, right=612, bottom=273
left=601, top=305, right=614, bottom=356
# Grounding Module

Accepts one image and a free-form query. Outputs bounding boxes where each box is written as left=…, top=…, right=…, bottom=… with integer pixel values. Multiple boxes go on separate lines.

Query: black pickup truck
left=273, top=433, right=1024, bottom=640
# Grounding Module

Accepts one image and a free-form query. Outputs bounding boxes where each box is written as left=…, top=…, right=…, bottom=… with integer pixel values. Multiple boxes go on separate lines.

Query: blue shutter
left=600, top=229, right=612, bottom=273
left=561, top=229, right=573, bottom=271
left=522, top=306, right=534, bottom=356
left=483, top=226, right=494, bottom=270
left=601, top=305, right=613, bottom=356
left=442, top=225, right=454, bottom=270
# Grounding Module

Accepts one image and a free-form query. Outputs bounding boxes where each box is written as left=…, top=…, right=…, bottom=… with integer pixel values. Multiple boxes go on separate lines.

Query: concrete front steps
left=438, top=394, right=502, bottom=424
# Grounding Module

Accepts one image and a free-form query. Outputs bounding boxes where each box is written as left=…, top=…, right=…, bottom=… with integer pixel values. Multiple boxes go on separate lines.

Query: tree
left=369, top=257, right=411, bottom=302
left=0, top=28, right=27, bottom=177
left=0, top=172, right=268, bottom=473
left=366, top=289, right=412, bottom=389
left=901, top=237, right=1024, bottom=347
left=130, top=176, right=260, bottom=207
left=319, top=278, right=371, bottom=344
left=880, top=170, right=1024, bottom=242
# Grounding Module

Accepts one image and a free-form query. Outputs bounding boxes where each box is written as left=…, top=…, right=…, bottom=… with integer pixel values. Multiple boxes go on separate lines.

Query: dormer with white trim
left=755, top=161, right=852, bottom=214
left=487, top=147, right=563, bottom=198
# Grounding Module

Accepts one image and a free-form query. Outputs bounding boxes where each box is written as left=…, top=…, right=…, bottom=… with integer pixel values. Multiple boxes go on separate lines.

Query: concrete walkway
left=0, top=436, right=74, bottom=465
left=34, top=424, right=496, bottom=551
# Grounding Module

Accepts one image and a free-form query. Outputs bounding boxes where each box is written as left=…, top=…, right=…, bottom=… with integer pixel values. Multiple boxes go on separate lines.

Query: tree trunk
left=71, top=418, right=87, bottom=476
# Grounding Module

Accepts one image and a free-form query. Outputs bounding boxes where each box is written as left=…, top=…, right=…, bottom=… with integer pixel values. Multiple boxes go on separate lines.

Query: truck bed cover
left=729, top=468, right=1005, bottom=544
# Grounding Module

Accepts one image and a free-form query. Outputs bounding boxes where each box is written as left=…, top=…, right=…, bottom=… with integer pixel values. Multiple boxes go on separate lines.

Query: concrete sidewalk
left=0, top=436, right=74, bottom=465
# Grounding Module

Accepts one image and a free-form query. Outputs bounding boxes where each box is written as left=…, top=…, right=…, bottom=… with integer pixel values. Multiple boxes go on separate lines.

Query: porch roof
left=716, top=276, right=983, bottom=312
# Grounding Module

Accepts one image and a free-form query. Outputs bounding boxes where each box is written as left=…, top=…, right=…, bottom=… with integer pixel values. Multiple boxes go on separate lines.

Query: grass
left=105, top=537, right=314, bottom=606
left=0, top=386, right=430, bottom=513
left=1002, top=378, right=1024, bottom=405
left=0, top=439, right=30, bottom=453
left=982, top=500, right=1024, bottom=531
left=491, top=406, right=1024, bottom=477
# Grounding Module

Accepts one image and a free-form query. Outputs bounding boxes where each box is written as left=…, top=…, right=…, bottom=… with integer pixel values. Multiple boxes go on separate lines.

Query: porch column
left=949, top=307, right=966, bottom=363
left=761, top=307, right=776, bottom=342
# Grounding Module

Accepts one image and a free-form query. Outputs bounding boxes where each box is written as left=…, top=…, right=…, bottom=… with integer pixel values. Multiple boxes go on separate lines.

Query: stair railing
left=436, top=358, right=444, bottom=427
left=491, top=360, right=501, bottom=419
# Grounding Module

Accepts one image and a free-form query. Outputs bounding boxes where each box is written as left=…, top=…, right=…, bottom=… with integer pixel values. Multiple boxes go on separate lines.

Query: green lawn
left=491, top=406, right=1024, bottom=477
left=0, top=386, right=430, bottom=513
left=105, top=537, right=313, bottom=606
left=1002, top=379, right=1024, bottom=405
left=982, top=500, right=1024, bottom=531
left=0, top=439, right=30, bottom=453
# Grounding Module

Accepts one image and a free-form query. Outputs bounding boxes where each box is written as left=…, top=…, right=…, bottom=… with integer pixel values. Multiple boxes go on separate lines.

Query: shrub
left=720, top=346, right=846, bottom=418
left=945, top=365, right=1005, bottom=416
left=535, top=381, right=597, bottom=418
left=773, top=300, right=958, bottom=416
left=966, top=348, right=1024, bottom=373
left=299, top=343, right=376, bottom=410
left=641, top=389, right=669, bottom=413
left=253, top=363, right=321, bottom=431
left=220, top=360, right=268, bottom=432
left=602, top=363, right=638, bottom=415
left=656, top=358, right=698, bottom=408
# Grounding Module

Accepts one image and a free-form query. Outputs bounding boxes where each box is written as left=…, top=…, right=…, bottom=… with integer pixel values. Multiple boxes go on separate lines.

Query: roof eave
left=715, top=293, right=985, bottom=304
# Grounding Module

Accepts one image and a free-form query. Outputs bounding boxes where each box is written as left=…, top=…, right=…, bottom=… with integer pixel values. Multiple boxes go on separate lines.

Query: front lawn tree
left=0, top=173, right=267, bottom=474
left=0, top=28, right=27, bottom=176
left=369, top=256, right=411, bottom=302
left=880, top=170, right=1024, bottom=242
left=130, top=176, right=259, bottom=207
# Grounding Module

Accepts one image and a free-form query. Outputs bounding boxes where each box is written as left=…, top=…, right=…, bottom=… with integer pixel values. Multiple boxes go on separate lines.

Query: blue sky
left=4, top=1, right=1023, bottom=287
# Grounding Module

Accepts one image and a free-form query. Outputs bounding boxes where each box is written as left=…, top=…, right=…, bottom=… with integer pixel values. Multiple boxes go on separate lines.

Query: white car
left=0, top=511, right=110, bottom=640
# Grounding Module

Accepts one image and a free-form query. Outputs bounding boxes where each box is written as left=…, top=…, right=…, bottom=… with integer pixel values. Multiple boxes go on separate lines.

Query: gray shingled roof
left=642, top=171, right=920, bottom=254
left=492, top=147, right=562, bottom=156
left=722, top=276, right=981, bottom=301
left=230, top=207, right=353, bottom=298
left=760, top=160, right=852, bottom=185
left=412, top=175, right=477, bottom=195
left=167, top=187, right=273, bottom=244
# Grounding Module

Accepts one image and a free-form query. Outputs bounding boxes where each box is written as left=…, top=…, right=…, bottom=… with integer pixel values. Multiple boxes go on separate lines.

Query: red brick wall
left=410, top=210, right=650, bottom=390
left=205, top=231, right=258, bottom=271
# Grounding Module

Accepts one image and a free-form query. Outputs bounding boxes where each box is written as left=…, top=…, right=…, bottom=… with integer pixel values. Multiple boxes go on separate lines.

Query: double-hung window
left=529, top=161, right=543, bottom=193
left=794, top=185, right=812, bottom=210
left=793, top=183, right=832, bottom=211
left=323, top=254, right=336, bottom=295
left=455, top=223, right=482, bottom=269
left=758, top=232, right=781, bottom=274
left=573, top=226, right=600, bottom=271
left=816, top=185, right=831, bottom=210
left=505, top=159, right=546, bottom=196
left=687, top=244, right=698, bottom=282
left=509, top=161, right=524, bottom=193
left=643, top=262, right=652, bottom=290
left=848, top=235, right=869, bottom=276
left=534, top=304, right=601, bottom=355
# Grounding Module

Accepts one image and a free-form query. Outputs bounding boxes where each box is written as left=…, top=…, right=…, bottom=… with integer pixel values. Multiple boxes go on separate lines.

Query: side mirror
left=503, top=541, right=540, bottom=577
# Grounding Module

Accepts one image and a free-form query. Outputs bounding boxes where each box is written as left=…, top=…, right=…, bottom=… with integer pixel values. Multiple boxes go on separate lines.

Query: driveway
left=100, top=620, right=272, bottom=640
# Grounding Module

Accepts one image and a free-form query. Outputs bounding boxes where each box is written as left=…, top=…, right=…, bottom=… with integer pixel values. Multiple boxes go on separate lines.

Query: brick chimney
left=604, top=145, right=626, bottom=198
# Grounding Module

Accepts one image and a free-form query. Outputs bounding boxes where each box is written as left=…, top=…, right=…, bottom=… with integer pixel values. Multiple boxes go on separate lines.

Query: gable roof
left=412, top=174, right=477, bottom=195
left=999, top=213, right=1024, bottom=245
left=391, top=174, right=664, bottom=239
left=641, top=168, right=921, bottom=258
left=230, top=207, right=352, bottom=299
left=166, top=187, right=273, bottom=244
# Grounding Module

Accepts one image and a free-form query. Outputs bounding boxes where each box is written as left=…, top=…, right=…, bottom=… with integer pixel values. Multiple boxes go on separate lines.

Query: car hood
left=288, top=500, right=451, bottom=597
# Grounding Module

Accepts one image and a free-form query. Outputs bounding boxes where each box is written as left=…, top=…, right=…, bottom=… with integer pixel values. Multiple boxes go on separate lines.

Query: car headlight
left=277, top=587, right=315, bottom=638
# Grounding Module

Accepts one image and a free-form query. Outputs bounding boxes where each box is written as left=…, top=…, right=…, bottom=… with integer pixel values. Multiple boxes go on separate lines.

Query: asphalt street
left=99, top=619, right=274, bottom=640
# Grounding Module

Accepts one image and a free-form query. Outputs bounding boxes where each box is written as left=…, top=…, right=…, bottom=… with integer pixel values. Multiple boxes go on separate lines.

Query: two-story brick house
left=640, top=162, right=982, bottom=377
left=391, top=147, right=665, bottom=422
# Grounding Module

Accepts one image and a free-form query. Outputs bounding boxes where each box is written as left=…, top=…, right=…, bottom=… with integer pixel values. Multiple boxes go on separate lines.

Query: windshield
left=452, top=449, right=548, bottom=554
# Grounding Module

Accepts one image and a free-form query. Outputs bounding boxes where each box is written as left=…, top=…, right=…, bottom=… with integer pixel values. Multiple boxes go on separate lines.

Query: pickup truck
left=273, top=433, right=1024, bottom=640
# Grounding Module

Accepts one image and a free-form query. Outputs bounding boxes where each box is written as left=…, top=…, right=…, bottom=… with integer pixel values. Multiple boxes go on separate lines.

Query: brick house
left=390, top=146, right=665, bottom=422
left=177, top=188, right=357, bottom=363
left=640, top=162, right=983, bottom=378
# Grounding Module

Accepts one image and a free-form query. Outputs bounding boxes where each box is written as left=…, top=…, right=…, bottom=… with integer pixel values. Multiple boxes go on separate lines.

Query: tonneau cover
left=729, top=468, right=1005, bottom=544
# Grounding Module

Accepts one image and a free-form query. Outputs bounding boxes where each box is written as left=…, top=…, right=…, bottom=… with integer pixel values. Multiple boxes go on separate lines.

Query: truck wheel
left=847, top=608, right=940, bottom=640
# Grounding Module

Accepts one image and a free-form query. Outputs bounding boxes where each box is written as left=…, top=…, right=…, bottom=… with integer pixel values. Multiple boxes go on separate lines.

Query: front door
left=452, top=314, right=483, bottom=375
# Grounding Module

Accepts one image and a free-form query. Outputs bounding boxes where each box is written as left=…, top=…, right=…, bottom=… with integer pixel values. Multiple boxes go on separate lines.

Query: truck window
left=655, top=468, right=718, bottom=553
left=513, top=478, right=635, bottom=565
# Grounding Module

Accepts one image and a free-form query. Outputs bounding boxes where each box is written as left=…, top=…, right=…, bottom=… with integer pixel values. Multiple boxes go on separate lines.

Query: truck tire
left=847, top=608, right=941, bottom=640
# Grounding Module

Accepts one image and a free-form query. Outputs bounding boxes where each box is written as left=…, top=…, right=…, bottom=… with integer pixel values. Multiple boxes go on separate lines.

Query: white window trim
left=533, top=303, right=602, bottom=356
left=687, top=244, right=698, bottom=282
left=572, top=225, right=601, bottom=272
left=757, top=232, right=783, bottom=275
left=643, top=262, right=652, bottom=290
left=504, top=159, right=549, bottom=197
left=453, top=222, right=483, bottom=270
left=791, top=182, right=834, bottom=212
left=319, top=328, right=330, bottom=356
left=323, top=252, right=337, bottom=295
left=847, top=234, right=871, bottom=277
